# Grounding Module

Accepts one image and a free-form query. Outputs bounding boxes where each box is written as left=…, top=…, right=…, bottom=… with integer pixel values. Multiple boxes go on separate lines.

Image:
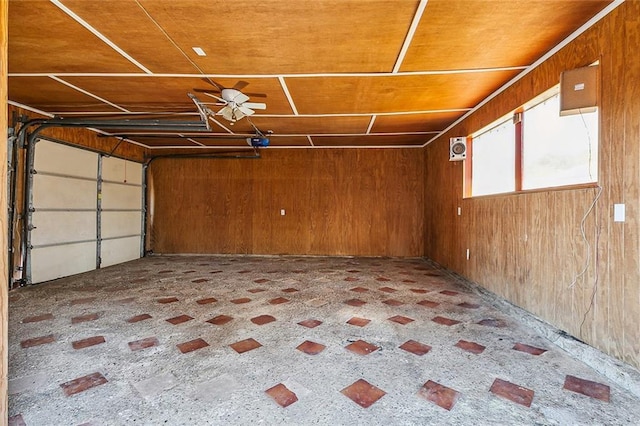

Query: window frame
left=463, top=85, right=599, bottom=199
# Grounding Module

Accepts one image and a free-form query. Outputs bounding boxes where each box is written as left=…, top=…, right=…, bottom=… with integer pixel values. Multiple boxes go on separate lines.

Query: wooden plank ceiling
left=8, top=0, right=612, bottom=151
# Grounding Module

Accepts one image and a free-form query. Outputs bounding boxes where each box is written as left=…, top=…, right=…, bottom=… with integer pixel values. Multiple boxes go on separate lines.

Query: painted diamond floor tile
left=563, top=375, right=611, bottom=402
left=21, top=313, right=54, bottom=323
left=513, top=342, right=547, bottom=356
left=251, top=315, right=276, bottom=325
left=296, top=340, right=326, bottom=355
left=60, top=372, right=108, bottom=397
left=399, top=340, right=432, bottom=356
left=72, top=336, right=106, bottom=350
left=177, top=338, right=210, bottom=354
left=345, top=340, right=379, bottom=356
left=297, top=319, right=322, bottom=328
left=417, top=380, right=461, bottom=411
left=489, top=378, right=535, bottom=407
left=7, top=255, right=640, bottom=425
left=128, top=336, right=160, bottom=352
left=127, top=313, right=152, bottom=323
left=346, top=317, right=371, bottom=327
left=230, top=338, right=262, bottom=354
left=166, top=315, right=194, bottom=325
left=341, top=379, right=386, bottom=408
left=20, top=334, right=55, bottom=348
left=455, top=339, right=486, bottom=354
left=265, top=383, right=298, bottom=408
left=388, top=315, right=414, bottom=325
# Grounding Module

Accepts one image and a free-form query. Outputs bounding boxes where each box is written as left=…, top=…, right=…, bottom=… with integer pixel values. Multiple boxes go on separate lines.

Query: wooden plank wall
left=424, top=2, right=640, bottom=369
left=1, top=0, right=9, bottom=420
left=149, top=148, right=424, bottom=257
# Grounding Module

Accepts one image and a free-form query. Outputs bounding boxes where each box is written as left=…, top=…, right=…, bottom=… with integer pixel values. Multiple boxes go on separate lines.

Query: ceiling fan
left=194, top=79, right=266, bottom=123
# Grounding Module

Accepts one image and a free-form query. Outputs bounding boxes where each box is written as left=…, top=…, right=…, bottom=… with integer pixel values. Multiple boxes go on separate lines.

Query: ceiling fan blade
left=233, top=81, right=249, bottom=91
left=243, top=102, right=266, bottom=110
left=232, top=92, right=250, bottom=104
left=200, top=77, right=224, bottom=91
left=193, top=87, right=221, bottom=94
left=244, top=92, right=267, bottom=98
left=201, top=92, right=227, bottom=103
left=238, top=105, right=255, bottom=116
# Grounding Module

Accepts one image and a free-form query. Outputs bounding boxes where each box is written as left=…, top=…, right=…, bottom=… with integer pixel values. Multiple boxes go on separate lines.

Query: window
left=471, top=118, right=515, bottom=196
left=522, top=92, right=598, bottom=189
left=465, top=86, right=598, bottom=197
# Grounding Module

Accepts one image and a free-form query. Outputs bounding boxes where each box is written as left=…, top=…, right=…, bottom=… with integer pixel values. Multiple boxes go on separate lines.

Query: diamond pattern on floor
left=60, top=372, right=108, bottom=397
left=455, top=339, right=486, bottom=354
left=207, top=315, right=233, bottom=325
left=297, top=319, right=322, bottom=328
left=8, top=414, right=26, bottom=426
left=513, top=342, right=547, bottom=356
left=20, top=334, right=55, bottom=348
left=265, top=383, right=298, bottom=408
left=478, top=318, right=507, bottom=328
left=341, top=379, right=386, bottom=408
left=388, top=315, right=414, bottom=325
left=490, top=378, right=535, bottom=407
left=71, top=313, right=99, bottom=324
left=251, top=315, right=276, bottom=325
left=345, top=340, right=379, bottom=356
left=21, top=313, right=54, bottom=323
left=166, top=315, right=193, bottom=325
left=432, top=316, right=461, bottom=326
left=8, top=256, right=638, bottom=425
left=346, top=317, right=371, bottom=327
left=399, top=340, right=431, bottom=356
left=417, top=380, right=460, bottom=411
left=230, top=338, right=262, bottom=354
left=563, top=375, right=610, bottom=402
left=127, top=313, right=152, bottom=323
left=177, top=338, right=209, bottom=354
left=196, top=297, right=217, bottom=305
left=72, top=336, right=106, bottom=350
left=128, top=337, right=159, bottom=352
left=296, top=340, right=326, bottom=355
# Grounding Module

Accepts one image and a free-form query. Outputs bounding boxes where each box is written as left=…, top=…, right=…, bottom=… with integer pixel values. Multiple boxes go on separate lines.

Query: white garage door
left=29, top=139, right=144, bottom=283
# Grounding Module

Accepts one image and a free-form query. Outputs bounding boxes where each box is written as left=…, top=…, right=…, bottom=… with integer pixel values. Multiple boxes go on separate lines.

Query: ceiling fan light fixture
left=192, top=47, right=207, bottom=56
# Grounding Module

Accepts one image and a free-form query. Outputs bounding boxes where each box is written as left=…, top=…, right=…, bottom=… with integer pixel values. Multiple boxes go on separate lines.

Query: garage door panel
left=34, top=140, right=98, bottom=178
left=31, top=242, right=96, bottom=284
left=102, top=183, right=142, bottom=210
left=102, top=211, right=141, bottom=238
left=29, top=140, right=144, bottom=284
left=103, top=157, right=143, bottom=185
left=101, top=236, right=141, bottom=268
left=31, top=211, right=96, bottom=246
left=33, top=174, right=97, bottom=210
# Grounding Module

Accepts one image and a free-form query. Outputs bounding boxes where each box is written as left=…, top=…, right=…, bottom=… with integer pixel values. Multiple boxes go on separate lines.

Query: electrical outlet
left=614, top=204, right=625, bottom=222
left=466, top=249, right=470, bottom=260
left=280, top=209, right=286, bottom=216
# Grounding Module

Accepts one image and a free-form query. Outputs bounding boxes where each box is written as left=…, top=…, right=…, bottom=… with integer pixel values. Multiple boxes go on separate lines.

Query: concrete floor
left=7, top=256, right=640, bottom=425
